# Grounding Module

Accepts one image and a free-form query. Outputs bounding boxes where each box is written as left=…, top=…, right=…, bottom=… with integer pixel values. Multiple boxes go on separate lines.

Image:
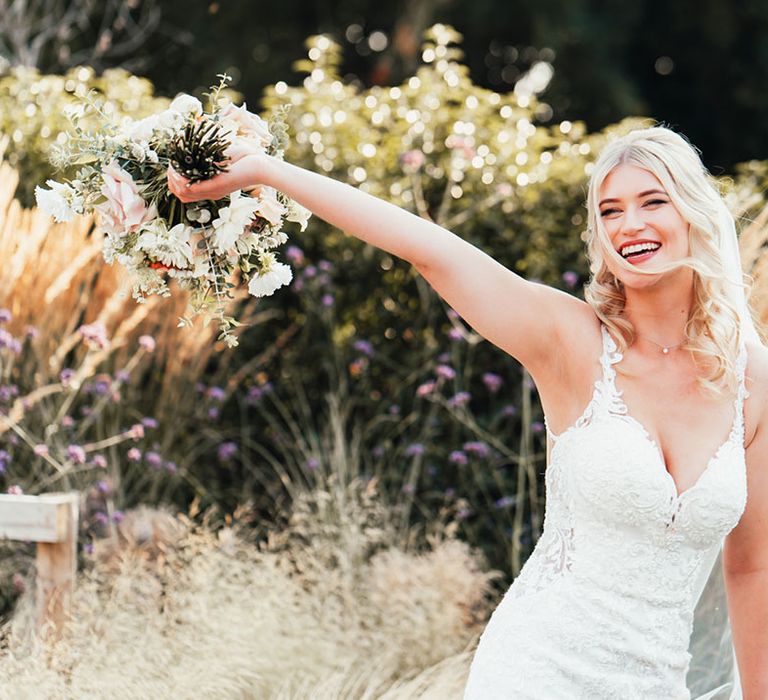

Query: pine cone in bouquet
left=168, top=118, right=230, bottom=184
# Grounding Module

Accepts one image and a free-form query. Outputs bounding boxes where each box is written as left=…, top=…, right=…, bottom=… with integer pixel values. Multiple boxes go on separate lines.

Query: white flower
left=252, top=186, right=287, bottom=227
left=286, top=199, right=311, bottom=231
left=248, top=260, right=293, bottom=298
left=137, top=222, right=195, bottom=269
left=123, top=115, right=160, bottom=142
left=210, top=190, right=260, bottom=254
left=35, top=180, right=82, bottom=222
left=169, top=93, right=203, bottom=116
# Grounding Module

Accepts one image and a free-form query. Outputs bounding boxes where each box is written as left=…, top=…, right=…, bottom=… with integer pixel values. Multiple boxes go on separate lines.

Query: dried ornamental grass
left=0, top=493, right=497, bottom=699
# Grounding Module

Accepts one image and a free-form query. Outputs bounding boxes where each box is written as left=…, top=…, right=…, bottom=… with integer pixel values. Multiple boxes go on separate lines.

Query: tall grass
left=0, top=481, right=498, bottom=699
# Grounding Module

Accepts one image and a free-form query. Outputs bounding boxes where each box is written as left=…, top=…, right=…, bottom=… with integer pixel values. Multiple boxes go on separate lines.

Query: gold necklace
left=635, top=334, right=685, bottom=355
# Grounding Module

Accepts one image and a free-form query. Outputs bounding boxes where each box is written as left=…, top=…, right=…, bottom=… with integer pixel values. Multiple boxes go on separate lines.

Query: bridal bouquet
left=35, top=75, right=309, bottom=347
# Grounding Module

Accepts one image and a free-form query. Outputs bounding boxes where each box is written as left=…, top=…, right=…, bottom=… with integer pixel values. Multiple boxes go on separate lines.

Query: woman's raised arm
left=167, top=152, right=586, bottom=374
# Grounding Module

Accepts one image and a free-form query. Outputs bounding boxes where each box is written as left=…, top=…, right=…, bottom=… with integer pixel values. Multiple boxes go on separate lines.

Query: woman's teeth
left=620, top=242, right=661, bottom=259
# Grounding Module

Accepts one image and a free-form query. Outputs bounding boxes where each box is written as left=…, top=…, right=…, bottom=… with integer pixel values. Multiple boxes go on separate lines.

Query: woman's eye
left=600, top=208, right=619, bottom=217
left=645, top=199, right=667, bottom=206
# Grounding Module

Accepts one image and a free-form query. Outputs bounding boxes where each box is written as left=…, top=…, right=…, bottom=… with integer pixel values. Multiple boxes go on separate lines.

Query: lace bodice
left=464, top=325, right=748, bottom=699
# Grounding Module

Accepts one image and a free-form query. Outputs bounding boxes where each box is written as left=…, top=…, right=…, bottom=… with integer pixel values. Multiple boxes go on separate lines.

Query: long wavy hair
left=583, top=126, right=748, bottom=396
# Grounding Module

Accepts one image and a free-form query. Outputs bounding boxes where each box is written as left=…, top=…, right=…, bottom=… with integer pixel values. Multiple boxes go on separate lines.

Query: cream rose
left=219, top=102, right=272, bottom=148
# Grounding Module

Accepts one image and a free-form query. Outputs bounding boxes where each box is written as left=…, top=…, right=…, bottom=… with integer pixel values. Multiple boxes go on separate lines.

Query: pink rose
left=219, top=103, right=272, bottom=148
left=95, top=161, right=155, bottom=235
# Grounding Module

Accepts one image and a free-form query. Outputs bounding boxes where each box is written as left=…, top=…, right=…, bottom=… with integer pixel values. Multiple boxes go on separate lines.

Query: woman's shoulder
left=743, top=339, right=768, bottom=447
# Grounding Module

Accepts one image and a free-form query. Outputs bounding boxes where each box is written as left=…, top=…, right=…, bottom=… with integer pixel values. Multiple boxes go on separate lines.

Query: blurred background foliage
left=3, top=0, right=767, bottom=170
left=2, top=4, right=768, bottom=627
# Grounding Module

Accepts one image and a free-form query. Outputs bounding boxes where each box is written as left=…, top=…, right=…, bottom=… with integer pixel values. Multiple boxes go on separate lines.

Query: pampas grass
left=0, top=482, right=498, bottom=699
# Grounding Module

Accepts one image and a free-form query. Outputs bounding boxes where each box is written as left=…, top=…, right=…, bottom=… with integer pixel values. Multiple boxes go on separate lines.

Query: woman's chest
left=550, top=419, right=747, bottom=547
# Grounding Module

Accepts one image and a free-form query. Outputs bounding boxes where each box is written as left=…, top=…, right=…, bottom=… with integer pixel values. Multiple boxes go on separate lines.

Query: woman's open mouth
left=618, top=241, right=661, bottom=265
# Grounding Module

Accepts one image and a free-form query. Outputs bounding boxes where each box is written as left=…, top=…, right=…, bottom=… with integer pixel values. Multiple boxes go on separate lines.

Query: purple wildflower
left=127, top=447, right=142, bottom=462
left=495, top=495, right=516, bottom=509
left=318, top=260, right=333, bottom=272
left=246, top=386, right=264, bottom=404
left=217, top=441, right=238, bottom=462
left=449, top=450, right=469, bottom=466
left=112, top=511, right=125, bottom=523
left=208, top=407, right=220, bottom=420
left=0, top=309, right=11, bottom=324
left=447, top=391, right=471, bottom=408
left=502, top=404, right=517, bottom=417
left=456, top=507, right=473, bottom=520
left=78, top=322, right=109, bottom=350
left=95, top=480, right=111, bottom=495
left=93, top=512, right=109, bottom=525
left=401, top=483, right=415, bottom=494
left=405, top=443, right=425, bottom=457
left=0, top=384, right=18, bottom=402
left=206, top=386, right=226, bottom=402
left=138, top=335, right=156, bottom=352
left=531, top=421, right=545, bottom=434
left=372, top=445, right=386, bottom=459
left=92, top=454, right=108, bottom=469
left=562, top=270, right=579, bottom=289
left=145, top=451, right=163, bottom=469
left=59, top=368, right=75, bottom=386
left=447, top=327, right=464, bottom=342
left=463, top=441, right=491, bottom=458
left=33, top=444, right=49, bottom=457
left=0, top=329, right=14, bottom=349
left=305, top=457, right=320, bottom=471
left=388, top=404, right=401, bottom=415
left=0, top=450, right=9, bottom=473
left=482, top=372, right=503, bottom=393
left=128, top=423, right=145, bottom=440
left=304, top=264, right=317, bottom=278
left=83, top=542, right=94, bottom=554
left=353, top=340, right=374, bottom=358
left=116, top=370, right=131, bottom=382
left=435, top=364, right=456, bottom=380
left=141, top=417, right=158, bottom=429
left=165, top=461, right=177, bottom=473
left=416, top=381, right=436, bottom=397
left=321, top=294, right=334, bottom=307
left=285, top=245, right=305, bottom=265
left=66, top=444, right=86, bottom=464
left=25, top=325, right=39, bottom=338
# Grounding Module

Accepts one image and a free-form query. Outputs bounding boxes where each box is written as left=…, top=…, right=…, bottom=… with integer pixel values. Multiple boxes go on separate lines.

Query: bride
left=168, top=126, right=768, bottom=698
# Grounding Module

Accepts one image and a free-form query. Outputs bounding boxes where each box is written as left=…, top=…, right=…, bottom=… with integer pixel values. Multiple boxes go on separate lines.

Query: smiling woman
left=166, top=124, right=768, bottom=699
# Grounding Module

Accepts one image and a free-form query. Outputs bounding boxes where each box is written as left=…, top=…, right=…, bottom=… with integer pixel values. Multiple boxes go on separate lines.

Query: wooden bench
left=0, top=492, right=79, bottom=640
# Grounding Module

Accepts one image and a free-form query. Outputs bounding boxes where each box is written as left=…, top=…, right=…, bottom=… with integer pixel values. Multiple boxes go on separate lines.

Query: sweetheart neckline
left=548, top=402, right=739, bottom=502
left=610, top=409, right=737, bottom=501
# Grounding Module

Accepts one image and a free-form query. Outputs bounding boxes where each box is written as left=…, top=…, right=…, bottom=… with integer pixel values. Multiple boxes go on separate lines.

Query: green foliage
left=0, top=66, right=169, bottom=205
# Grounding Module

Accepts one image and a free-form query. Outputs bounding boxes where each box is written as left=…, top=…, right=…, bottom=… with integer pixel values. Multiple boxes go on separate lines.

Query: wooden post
left=0, top=492, right=79, bottom=640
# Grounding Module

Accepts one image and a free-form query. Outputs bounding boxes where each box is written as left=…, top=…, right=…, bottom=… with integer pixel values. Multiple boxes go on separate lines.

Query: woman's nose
left=620, top=205, right=645, bottom=234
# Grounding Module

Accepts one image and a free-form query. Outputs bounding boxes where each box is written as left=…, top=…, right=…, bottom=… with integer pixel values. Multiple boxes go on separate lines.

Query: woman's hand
left=167, top=144, right=268, bottom=203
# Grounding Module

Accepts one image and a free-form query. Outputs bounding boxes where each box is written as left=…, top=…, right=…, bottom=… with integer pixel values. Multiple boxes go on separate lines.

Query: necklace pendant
left=662, top=347, right=670, bottom=354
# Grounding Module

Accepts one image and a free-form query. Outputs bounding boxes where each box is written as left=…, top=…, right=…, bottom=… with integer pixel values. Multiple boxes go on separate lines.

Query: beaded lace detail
left=464, top=326, right=748, bottom=700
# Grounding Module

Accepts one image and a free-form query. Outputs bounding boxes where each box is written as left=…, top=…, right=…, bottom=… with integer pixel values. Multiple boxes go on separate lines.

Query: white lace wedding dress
left=464, top=325, right=748, bottom=699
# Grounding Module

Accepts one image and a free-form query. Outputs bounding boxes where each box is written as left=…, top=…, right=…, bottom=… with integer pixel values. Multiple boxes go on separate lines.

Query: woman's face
left=597, top=164, right=690, bottom=289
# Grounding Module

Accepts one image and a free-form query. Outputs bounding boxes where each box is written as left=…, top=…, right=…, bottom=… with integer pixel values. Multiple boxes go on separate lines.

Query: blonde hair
left=583, top=126, right=747, bottom=396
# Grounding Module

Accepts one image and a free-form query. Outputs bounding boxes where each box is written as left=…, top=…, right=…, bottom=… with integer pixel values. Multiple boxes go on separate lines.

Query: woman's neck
left=622, top=273, right=695, bottom=347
